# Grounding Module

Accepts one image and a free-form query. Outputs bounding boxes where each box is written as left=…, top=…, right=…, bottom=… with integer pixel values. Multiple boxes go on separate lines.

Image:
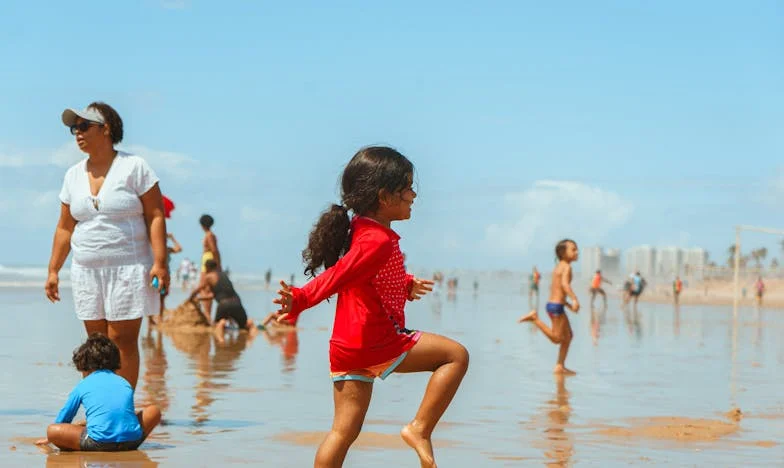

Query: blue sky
left=1, top=1, right=782, bottom=274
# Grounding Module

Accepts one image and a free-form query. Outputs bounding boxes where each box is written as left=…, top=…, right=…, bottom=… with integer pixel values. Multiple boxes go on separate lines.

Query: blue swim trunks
left=546, top=302, right=565, bottom=317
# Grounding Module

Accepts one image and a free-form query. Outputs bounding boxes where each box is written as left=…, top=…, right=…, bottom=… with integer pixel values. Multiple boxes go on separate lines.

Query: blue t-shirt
left=633, top=276, right=642, bottom=292
left=55, top=370, right=142, bottom=443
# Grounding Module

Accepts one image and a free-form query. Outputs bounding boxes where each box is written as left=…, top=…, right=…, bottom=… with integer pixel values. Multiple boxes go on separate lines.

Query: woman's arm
left=45, top=204, right=77, bottom=303
left=140, top=183, right=170, bottom=292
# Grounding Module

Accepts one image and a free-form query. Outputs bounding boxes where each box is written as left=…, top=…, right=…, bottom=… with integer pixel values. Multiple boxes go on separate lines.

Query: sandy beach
left=1, top=284, right=782, bottom=466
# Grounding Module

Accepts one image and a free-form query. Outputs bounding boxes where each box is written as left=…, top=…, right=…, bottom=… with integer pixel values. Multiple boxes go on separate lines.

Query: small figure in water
left=755, top=276, right=765, bottom=306
left=519, top=239, right=580, bottom=375
left=529, top=266, right=541, bottom=309
left=589, top=269, right=611, bottom=308
left=264, top=268, right=272, bottom=290
left=36, top=334, right=161, bottom=451
left=673, top=276, right=683, bottom=305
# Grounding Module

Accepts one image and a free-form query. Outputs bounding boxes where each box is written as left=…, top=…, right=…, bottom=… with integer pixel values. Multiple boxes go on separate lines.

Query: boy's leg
left=137, top=405, right=162, bottom=440
left=46, top=423, right=84, bottom=451
left=315, top=380, right=373, bottom=468
left=553, top=316, right=575, bottom=375
left=520, top=311, right=564, bottom=345
left=394, top=332, right=469, bottom=468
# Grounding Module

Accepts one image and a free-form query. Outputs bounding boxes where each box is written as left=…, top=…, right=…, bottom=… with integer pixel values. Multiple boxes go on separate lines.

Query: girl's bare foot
left=401, top=423, right=437, bottom=468
left=518, top=310, right=537, bottom=323
left=553, top=364, right=576, bottom=376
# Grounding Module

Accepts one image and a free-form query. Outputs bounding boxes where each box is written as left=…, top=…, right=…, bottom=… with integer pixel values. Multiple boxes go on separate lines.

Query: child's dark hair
left=200, top=214, right=214, bottom=229
left=555, top=239, right=576, bottom=261
left=72, top=333, right=121, bottom=372
left=302, top=146, right=414, bottom=278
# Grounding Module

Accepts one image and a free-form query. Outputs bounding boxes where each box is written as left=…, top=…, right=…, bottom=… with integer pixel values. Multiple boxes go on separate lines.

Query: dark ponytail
left=302, top=146, right=414, bottom=278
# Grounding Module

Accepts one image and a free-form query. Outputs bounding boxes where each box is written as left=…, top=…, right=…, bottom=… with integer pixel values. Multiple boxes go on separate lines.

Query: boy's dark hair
left=200, top=214, right=214, bottom=228
left=204, top=259, right=218, bottom=271
left=72, top=333, right=121, bottom=372
left=555, top=239, right=576, bottom=261
left=596, top=270, right=601, bottom=274
left=302, top=146, right=414, bottom=278
left=87, top=102, right=123, bottom=144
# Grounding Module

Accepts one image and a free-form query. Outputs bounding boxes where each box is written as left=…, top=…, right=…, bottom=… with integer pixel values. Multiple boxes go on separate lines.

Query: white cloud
left=483, top=180, right=634, bottom=256
left=122, top=144, right=197, bottom=181
left=240, top=205, right=278, bottom=224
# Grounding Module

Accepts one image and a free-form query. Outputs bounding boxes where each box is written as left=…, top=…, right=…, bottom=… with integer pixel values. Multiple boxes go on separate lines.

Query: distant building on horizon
left=582, top=246, right=622, bottom=278
left=624, top=245, right=657, bottom=278
left=656, top=246, right=683, bottom=277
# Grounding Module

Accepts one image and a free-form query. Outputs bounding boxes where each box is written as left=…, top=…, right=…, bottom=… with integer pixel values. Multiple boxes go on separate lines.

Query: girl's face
left=379, top=176, right=416, bottom=221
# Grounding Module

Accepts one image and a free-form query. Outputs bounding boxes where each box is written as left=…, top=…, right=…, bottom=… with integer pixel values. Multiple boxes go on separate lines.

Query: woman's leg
left=393, top=333, right=469, bottom=468
left=107, top=318, right=143, bottom=389
left=314, top=380, right=373, bottom=468
left=45, top=424, right=84, bottom=451
left=84, top=319, right=108, bottom=336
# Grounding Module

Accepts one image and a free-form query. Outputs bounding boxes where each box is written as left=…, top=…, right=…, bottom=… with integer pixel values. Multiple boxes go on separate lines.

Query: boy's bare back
left=548, top=261, right=572, bottom=305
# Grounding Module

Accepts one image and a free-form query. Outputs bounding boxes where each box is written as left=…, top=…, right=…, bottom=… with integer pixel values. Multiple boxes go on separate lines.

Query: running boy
left=272, top=146, right=468, bottom=468
left=36, top=333, right=161, bottom=451
left=519, top=239, right=580, bottom=375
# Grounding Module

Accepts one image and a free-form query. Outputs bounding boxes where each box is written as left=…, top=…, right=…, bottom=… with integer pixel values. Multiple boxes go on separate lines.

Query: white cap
left=61, top=107, right=105, bottom=127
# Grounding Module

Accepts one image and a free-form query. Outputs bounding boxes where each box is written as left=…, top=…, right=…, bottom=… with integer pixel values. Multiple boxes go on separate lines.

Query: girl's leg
left=46, top=423, right=84, bottom=451
left=315, top=380, right=373, bottom=468
left=394, top=333, right=469, bottom=468
left=108, top=318, right=143, bottom=390
left=137, top=405, right=162, bottom=439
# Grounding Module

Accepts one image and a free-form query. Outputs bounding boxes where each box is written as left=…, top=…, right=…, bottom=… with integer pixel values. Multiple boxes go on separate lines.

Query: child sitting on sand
left=36, top=333, right=161, bottom=451
left=519, top=239, right=580, bottom=375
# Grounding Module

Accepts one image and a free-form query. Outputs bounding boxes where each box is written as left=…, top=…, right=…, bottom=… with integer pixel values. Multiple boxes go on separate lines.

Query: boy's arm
left=561, top=265, right=579, bottom=307
left=54, top=388, right=82, bottom=424
left=287, top=235, right=393, bottom=321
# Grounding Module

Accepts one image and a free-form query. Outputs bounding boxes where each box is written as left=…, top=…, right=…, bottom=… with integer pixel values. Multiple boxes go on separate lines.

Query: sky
left=1, top=1, right=783, bottom=275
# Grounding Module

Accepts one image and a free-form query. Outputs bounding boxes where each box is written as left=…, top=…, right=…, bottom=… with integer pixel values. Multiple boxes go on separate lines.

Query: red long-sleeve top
left=287, top=216, right=419, bottom=373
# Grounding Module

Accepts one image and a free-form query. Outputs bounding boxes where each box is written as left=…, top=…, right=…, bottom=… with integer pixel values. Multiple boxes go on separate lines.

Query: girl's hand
left=149, top=262, right=170, bottom=295
left=409, top=278, right=435, bottom=301
left=45, top=272, right=60, bottom=303
left=272, top=280, right=293, bottom=323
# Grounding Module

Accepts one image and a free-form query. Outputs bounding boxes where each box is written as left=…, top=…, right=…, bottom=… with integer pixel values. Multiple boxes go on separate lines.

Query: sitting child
left=36, top=333, right=161, bottom=451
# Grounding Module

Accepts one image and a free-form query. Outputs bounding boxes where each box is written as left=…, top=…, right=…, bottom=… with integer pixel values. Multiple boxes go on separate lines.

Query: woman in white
left=45, top=102, right=170, bottom=390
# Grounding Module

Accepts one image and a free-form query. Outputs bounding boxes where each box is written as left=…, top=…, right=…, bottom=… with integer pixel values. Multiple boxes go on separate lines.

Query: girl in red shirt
left=272, top=146, right=469, bottom=468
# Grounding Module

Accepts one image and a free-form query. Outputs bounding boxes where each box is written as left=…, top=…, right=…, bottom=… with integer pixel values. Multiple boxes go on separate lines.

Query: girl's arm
left=285, top=235, right=393, bottom=322
left=54, top=389, right=82, bottom=424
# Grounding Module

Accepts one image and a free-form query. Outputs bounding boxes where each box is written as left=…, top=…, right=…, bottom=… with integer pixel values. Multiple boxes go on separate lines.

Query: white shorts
left=71, top=263, right=160, bottom=321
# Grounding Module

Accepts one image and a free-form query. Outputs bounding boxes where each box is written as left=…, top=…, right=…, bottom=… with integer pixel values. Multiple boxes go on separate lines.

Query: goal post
left=733, top=224, right=784, bottom=315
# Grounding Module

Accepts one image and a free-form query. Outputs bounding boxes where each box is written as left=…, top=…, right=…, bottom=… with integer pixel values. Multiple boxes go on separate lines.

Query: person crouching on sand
left=36, top=334, right=160, bottom=451
left=189, top=259, right=258, bottom=340
left=519, top=239, right=580, bottom=375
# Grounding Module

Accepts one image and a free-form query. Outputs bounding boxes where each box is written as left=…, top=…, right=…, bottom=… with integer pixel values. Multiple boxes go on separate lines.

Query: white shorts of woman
left=70, top=264, right=160, bottom=321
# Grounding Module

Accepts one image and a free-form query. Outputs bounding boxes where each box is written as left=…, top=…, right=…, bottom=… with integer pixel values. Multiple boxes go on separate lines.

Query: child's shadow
left=45, top=449, right=157, bottom=467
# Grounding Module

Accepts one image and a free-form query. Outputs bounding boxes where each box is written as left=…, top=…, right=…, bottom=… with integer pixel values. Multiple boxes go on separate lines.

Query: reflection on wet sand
left=673, top=304, right=681, bottom=337
left=164, top=329, right=254, bottom=427
left=45, top=450, right=157, bottom=467
left=542, top=374, right=573, bottom=467
left=623, top=306, right=642, bottom=340
left=589, top=304, right=607, bottom=345
left=261, top=324, right=299, bottom=372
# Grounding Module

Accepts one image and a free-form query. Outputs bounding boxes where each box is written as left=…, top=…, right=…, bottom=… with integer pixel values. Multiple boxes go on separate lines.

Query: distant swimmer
left=519, top=239, right=580, bottom=375
left=625, top=271, right=647, bottom=308
left=264, top=268, right=272, bottom=290
left=589, top=270, right=612, bottom=308
left=199, top=214, right=221, bottom=319
left=755, top=276, right=765, bottom=306
left=529, top=266, right=541, bottom=308
left=190, top=259, right=258, bottom=339
left=673, top=276, right=683, bottom=305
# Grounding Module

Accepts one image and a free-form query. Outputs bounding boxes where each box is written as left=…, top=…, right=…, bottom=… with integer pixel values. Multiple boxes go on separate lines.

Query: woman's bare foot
left=553, top=364, right=576, bottom=376
left=401, top=423, right=436, bottom=468
left=518, top=310, right=537, bottom=323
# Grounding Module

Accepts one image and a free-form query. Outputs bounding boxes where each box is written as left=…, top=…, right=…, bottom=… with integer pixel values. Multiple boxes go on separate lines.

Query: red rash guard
left=287, top=216, right=419, bottom=372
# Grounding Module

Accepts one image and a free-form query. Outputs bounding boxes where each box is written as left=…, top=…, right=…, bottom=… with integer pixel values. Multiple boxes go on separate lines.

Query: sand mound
left=597, top=416, right=738, bottom=442
left=160, top=299, right=210, bottom=329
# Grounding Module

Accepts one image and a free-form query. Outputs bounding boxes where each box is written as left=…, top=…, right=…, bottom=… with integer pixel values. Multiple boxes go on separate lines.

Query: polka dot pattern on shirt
left=371, top=240, right=409, bottom=335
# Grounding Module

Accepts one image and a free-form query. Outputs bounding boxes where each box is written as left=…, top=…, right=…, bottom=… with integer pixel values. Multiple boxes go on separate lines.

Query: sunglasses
left=69, top=121, right=103, bottom=135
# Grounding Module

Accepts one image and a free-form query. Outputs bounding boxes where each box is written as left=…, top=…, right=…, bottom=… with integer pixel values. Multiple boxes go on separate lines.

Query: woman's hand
left=272, top=280, right=293, bottom=323
left=149, top=262, right=170, bottom=295
left=45, top=272, right=60, bottom=303
left=409, top=277, right=434, bottom=301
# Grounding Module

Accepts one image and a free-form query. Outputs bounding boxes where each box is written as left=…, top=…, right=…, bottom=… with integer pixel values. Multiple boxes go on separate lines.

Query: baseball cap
left=61, top=107, right=105, bottom=127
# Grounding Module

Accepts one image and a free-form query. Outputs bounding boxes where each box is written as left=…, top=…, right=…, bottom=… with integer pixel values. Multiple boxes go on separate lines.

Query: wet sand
left=1, top=287, right=783, bottom=466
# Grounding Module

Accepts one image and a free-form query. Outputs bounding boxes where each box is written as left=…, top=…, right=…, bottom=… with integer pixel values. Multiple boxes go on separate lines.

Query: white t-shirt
left=59, top=151, right=160, bottom=268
